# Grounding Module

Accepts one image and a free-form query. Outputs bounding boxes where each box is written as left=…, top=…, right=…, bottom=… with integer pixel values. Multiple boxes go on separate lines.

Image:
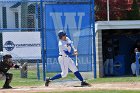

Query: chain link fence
left=0, top=0, right=96, bottom=81
left=0, top=0, right=42, bottom=79
left=44, top=0, right=95, bottom=81
left=1, top=0, right=139, bottom=81
left=0, top=0, right=41, bottom=31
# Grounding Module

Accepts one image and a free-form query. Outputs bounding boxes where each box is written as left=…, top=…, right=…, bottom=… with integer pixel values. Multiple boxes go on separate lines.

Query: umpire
left=0, top=54, right=19, bottom=89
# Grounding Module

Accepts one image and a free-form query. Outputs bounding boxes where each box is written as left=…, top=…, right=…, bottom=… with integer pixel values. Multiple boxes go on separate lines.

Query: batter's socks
left=74, top=71, right=83, bottom=82
left=50, top=74, right=62, bottom=81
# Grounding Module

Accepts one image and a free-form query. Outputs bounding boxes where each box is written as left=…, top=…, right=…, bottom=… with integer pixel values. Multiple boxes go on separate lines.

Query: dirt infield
left=1, top=81, right=140, bottom=93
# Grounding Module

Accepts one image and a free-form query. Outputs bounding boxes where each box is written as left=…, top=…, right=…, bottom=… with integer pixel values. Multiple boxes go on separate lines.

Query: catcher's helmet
left=3, top=54, right=12, bottom=60
left=58, top=30, right=66, bottom=39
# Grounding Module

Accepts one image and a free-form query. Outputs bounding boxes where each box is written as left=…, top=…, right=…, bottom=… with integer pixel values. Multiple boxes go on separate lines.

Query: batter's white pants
left=58, top=56, right=78, bottom=78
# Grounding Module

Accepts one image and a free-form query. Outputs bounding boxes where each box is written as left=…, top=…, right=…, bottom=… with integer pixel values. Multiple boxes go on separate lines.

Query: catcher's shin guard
left=3, top=73, right=13, bottom=89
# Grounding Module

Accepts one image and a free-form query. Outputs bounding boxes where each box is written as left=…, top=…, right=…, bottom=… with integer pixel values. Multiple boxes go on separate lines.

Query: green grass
left=1, top=69, right=140, bottom=88
left=36, top=90, right=140, bottom=93
left=0, top=69, right=75, bottom=87
left=1, top=70, right=140, bottom=93
left=88, top=76, right=140, bottom=83
left=0, top=69, right=44, bottom=87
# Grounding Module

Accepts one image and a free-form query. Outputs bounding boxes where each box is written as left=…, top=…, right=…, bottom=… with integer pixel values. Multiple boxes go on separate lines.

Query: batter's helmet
left=58, top=30, right=66, bottom=39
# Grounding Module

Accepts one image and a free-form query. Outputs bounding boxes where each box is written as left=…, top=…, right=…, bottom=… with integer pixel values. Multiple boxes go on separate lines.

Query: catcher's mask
left=3, top=54, right=12, bottom=60
left=3, top=54, right=13, bottom=66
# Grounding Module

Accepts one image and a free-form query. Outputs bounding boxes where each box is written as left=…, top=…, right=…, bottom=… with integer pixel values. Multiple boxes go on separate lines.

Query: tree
left=127, top=0, right=140, bottom=20
left=95, top=0, right=107, bottom=21
left=95, top=0, right=140, bottom=21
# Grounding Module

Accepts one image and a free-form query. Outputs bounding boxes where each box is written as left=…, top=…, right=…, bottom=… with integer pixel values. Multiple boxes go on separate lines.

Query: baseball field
left=1, top=69, right=140, bottom=93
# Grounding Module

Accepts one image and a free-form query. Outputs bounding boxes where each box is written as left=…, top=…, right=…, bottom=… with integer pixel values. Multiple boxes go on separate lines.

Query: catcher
left=0, top=54, right=20, bottom=89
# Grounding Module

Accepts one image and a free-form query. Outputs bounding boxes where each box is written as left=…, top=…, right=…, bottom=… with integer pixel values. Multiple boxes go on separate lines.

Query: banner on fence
left=3, top=32, right=41, bottom=59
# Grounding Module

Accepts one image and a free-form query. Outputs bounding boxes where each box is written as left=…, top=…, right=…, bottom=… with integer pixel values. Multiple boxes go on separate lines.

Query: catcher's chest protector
left=0, top=62, right=11, bottom=73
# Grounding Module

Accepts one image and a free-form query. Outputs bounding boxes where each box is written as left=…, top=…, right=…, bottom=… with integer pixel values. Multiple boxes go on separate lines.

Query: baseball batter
left=45, top=30, right=90, bottom=87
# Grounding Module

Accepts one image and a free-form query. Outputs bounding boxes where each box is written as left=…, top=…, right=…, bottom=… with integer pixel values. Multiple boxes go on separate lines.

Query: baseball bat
left=76, top=55, right=78, bottom=67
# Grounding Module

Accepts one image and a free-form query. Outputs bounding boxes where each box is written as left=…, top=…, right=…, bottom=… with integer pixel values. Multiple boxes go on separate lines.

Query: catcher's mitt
left=20, top=62, right=28, bottom=72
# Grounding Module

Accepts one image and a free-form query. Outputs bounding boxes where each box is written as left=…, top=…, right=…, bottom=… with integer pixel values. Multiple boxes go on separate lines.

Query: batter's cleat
left=45, top=77, right=51, bottom=87
left=81, top=81, right=91, bottom=87
left=2, top=85, right=12, bottom=89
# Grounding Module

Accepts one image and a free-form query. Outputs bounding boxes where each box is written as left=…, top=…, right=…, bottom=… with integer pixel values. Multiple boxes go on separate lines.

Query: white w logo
left=50, top=12, right=85, bottom=48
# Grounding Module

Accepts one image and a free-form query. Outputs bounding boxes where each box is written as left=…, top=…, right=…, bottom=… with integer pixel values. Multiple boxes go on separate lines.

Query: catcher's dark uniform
left=0, top=54, right=19, bottom=89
